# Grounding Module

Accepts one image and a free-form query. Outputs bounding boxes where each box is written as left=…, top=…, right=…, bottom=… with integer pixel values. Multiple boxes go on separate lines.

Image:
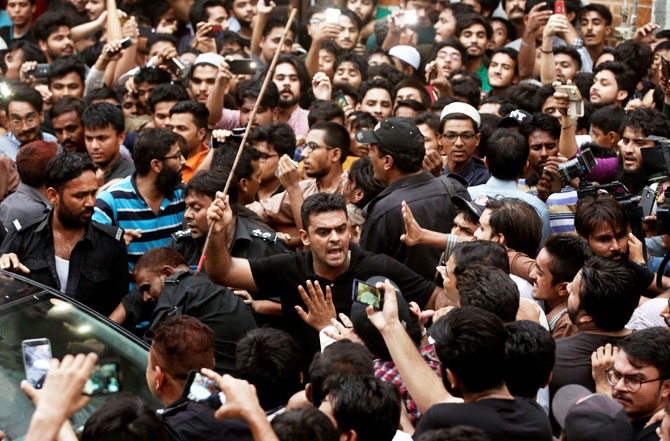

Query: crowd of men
left=4, top=0, right=670, bottom=440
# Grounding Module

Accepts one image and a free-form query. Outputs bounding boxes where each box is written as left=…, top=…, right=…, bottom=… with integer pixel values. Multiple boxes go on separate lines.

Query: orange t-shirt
left=182, top=143, right=209, bottom=183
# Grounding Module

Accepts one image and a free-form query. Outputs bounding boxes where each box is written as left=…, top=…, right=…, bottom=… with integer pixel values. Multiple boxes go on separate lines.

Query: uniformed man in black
left=135, top=247, right=257, bottom=375
left=355, top=117, right=468, bottom=280
left=205, top=192, right=445, bottom=362
left=0, top=152, right=128, bottom=316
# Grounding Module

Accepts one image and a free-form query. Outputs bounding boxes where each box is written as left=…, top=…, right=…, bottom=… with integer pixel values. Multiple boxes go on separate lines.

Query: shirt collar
left=484, top=176, right=518, bottom=189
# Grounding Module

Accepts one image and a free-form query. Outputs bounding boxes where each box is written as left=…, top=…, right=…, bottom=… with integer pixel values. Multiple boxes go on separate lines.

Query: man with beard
left=247, top=122, right=348, bottom=237
left=271, top=55, right=310, bottom=137
left=548, top=256, right=637, bottom=406
left=167, top=101, right=209, bottom=183
left=0, top=86, right=58, bottom=162
left=51, top=97, right=86, bottom=153
left=456, top=14, right=492, bottom=92
left=590, top=61, right=635, bottom=108
left=227, top=0, right=257, bottom=38
left=32, top=11, right=74, bottom=64
left=0, top=152, right=128, bottom=316
left=82, top=102, right=135, bottom=184
left=93, top=128, right=186, bottom=277
left=594, top=327, right=670, bottom=440
left=188, top=53, right=223, bottom=106
left=574, top=195, right=668, bottom=296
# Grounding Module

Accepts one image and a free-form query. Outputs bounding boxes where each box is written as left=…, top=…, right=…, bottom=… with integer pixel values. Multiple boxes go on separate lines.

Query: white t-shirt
left=54, top=256, right=69, bottom=293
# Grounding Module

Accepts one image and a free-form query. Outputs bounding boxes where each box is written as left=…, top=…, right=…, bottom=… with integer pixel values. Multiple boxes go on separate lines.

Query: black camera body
left=558, top=148, right=597, bottom=184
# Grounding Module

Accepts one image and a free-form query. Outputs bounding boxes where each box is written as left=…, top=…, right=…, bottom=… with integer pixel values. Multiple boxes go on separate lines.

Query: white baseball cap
left=389, top=45, right=421, bottom=70
left=440, top=102, right=481, bottom=128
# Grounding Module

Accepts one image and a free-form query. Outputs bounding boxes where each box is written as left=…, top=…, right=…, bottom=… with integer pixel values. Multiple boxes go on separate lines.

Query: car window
left=0, top=280, right=161, bottom=440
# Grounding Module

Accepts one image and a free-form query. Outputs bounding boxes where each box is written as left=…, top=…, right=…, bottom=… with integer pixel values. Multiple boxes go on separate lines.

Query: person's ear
left=605, top=26, right=612, bottom=37
left=272, top=107, right=279, bottom=121
left=239, top=177, right=249, bottom=193
left=512, top=74, right=519, bottom=85
left=495, top=232, right=507, bottom=246
left=474, top=132, right=481, bottom=147
left=154, top=365, right=166, bottom=391
left=342, top=429, right=357, bottom=441
left=331, top=147, right=343, bottom=163
left=557, top=281, right=570, bottom=298
left=305, top=383, right=314, bottom=404
left=355, top=103, right=361, bottom=111
left=161, top=265, right=174, bottom=277
left=46, top=187, right=59, bottom=205
left=150, top=157, right=163, bottom=174
left=118, top=131, right=126, bottom=146
left=197, top=127, right=207, bottom=142
left=383, top=154, right=393, bottom=171
left=351, top=188, right=365, bottom=204
left=616, top=89, right=628, bottom=104
left=661, top=379, right=670, bottom=400
left=299, top=228, right=310, bottom=247
left=38, top=39, right=48, bottom=54
left=607, top=131, right=619, bottom=147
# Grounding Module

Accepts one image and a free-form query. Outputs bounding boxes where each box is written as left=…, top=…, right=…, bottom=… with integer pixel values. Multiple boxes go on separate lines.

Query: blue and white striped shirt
left=93, top=174, right=185, bottom=274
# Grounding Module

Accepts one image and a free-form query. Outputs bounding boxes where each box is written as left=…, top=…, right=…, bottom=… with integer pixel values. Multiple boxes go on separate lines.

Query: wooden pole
left=195, top=8, right=299, bottom=274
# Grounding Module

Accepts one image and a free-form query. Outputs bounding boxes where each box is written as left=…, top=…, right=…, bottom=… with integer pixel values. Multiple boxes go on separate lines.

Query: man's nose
left=610, top=239, right=621, bottom=251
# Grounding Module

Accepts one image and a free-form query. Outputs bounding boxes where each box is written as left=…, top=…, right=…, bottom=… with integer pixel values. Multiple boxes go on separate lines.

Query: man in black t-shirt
left=413, top=306, right=552, bottom=440
left=205, top=192, right=443, bottom=361
left=549, top=256, right=639, bottom=429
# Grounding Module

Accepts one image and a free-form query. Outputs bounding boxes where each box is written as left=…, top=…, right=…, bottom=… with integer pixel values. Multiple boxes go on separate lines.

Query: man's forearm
left=207, top=81, right=227, bottom=126
left=305, top=40, right=321, bottom=78
left=559, top=119, right=578, bottom=159
left=540, top=38, right=556, bottom=84
left=25, top=408, right=67, bottom=441
left=285, top=185, right=304, bottom=230
left=245, top=407, right=281, bottom=441
left=204, top=230, right=234, bottom=285
left=518, top=36, right=537, bottom=79
left=380, top=321, right=451, bottom=413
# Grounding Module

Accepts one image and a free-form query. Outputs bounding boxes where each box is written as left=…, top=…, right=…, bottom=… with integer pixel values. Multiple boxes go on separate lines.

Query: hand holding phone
left=22, top=338, right=52, bottom=389
left=183, top=370, right=226, bottom=409
left=229, top=58, right=257, bottom=75
left=661, top=55, right=670, bottom=82
left=82, top=362, right=121, bottom=396
left=555, top=0, right=565, bottom=14
left=352, top=279, right=383, bottom=309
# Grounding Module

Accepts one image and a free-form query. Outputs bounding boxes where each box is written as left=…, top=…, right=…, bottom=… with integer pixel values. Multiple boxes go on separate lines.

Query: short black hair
left=428, top=39, right=467, bottom=66
left=347, top=157, right=386, bottom=208
left=432, top=306, right=508, bottom=393
left=367, top=64, right=408, bottom=85
left=413, top=111, right=440, bottom=132
left=416, top=426, right=491, bottom=441
left=169, top=101, right=210, bottom=130
left=553, top=45, right=582, bottom=71
left=575, top=195, right=628, bottom=239
left=188, top=0, right=226, bottom=28
left=590, top=104, right=626, bottom=134
left=543, top=233, right=592, bottom=285
left=339, top=8, right=363, bottom=31
left=310, top=121, right=351, bottom=161
left=300, top=192, right=348, bottom=231
left=577, top=256, right=639, bottom=331
left=524, top=0, right=554, bottom=14
left=592, top=61, right=636, bottom=103
left=212, top=144, right=261, bottom=182
left=456, top=265, right=519, bottom=322
left=485, top=128, right=528, bottom=180
left=7, top=85, right=43, bottom=113
left=308, top=100, right=345, bottom=128
left=357, top=77, right=394, bottom=104
left=579, top=3, right=612, bottom=26
left=490, top=46, right=519, bottom=70
left=236, top=328, right=303, bottom=410
left=349, top=111, right=378, bottom=130
left=489, top=16, right=516, bottom=41
left=235, top=79, right=279, bottom=110
left=271, top=407, right=339, bottom=441
left=502, top=82, right=540, bottom=113
left=619, top=106, right=670, bottom=138
left=450, top=77, right=481, bottom=108
left=322, top=372, right=400, bottom=441
left=262, top=15, right=298, bottom=39
left=147, top=83, right=190, bottom=113
left=613, top=40, right=653, bottom=86
left=520, top=112, right=561, bottom=141
left=487, top=198, right=542, bottom=258
left=135, top=66, right=172, bottom=86
left=532, top=83, right=558, bottom=114
left=452, top=240, right=510, bottom=276
left=504, top=321, right=555, bottom=398
left=146, top=33, right=178, bottom=55
left=133, top=128, right=184, bottom=175
left=84, top=87, right=119, bottom=106
left=81, top=393, right=169, bottom=441
left=33, top=11, right=72, bottom=43
left=81, top=102, right=125, bottom=134
left=49, top=55, right=86, bottom=84
left=455, top=13, right=492, bottom=39
left=247, top=121, right=296, bottom=157
left=308, top=339, right=374, bottom=408
left=51, top=96, right=86, bottom=120
left=333, top=51, right=367, bottom=80
left=185, top=168, right=234, bottom=202
left=394, top=78, right=431, bottom=106
left=6, top=40, right=46, bottom=64
left=619, top=327, right=670, bottom=380
left=45, top=152, right=97, bottom=192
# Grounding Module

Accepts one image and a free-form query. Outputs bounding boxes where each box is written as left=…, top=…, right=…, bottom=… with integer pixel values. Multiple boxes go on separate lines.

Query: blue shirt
left=0, top=131, right=58, bottom=161
left=468, top=177, right=551, bottom=245
left=442, top=156, right=489, bottom=186
left=93, top=174, right=185, bottom=274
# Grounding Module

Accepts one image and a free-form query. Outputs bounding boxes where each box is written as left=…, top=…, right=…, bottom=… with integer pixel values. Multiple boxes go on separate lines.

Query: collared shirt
left=361, top=172, right=468, bottom=280
left=442, top=156, right=489, bottom=186
left=0, top=183, right=50, bottom=230
left=468, top=177, right=551, bottom=245
left=0, top=210, right=128, bottom=315
left=375, top=344, right=442, bottom=424
left=0, top=131, right=58, bottom=162
left=287, top=106, right=309, bottom=137
left=104, top=156, right=135, bottom=183
left=249, top=242, right=436, bottom=361
left=546, top=302, right=578, bottom=339
left=161, top=397, right=253, bottom=441
left=518, top=178, right=577, bottom=234
left=182, top=143, right=210, bottom=183
left=93, top=174, right=185, bottom=275
left=144, top=270, right=257, bottom=374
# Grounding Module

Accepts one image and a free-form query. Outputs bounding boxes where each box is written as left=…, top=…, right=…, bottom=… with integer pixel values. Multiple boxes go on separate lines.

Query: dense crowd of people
left=3, top=0, right=670, bottom=439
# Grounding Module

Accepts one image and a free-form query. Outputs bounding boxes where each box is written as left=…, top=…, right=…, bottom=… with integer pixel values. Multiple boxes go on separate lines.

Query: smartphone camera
left=82, top=362, right=121, bottom=396
left=26, top=64, right=51, bottom=79
left=183, top=371, right=226, bottom=409
left=325, top=8, right=341, bottom=24
left=22, top=338, right=52, bottom=389
left=352, top=279, right=383, bottom=309
left=396, top=10, right=417, bottom=27
left=229, top=59, right=257, bottom=76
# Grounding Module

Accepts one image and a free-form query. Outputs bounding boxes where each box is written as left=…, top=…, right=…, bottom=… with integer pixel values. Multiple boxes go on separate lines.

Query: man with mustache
left=271, top=55, right=310, bottom=137
left=226, top=0, right=258, bottom=39
left=93, top=128, right=186, bottom=277
left=0, top=86, right=58, bottom=162
left=0, top=152, right=129, bottom=316
left=188, top=53, right=223, bottom=106
left=578, top=4, right=612, bottom=65
left=82, top=102, right=135, bottom=184
left=51, top=97, right=86, bottom=153
left=456, top=14, right=492, bottom=92
left=32, top=11, right=74, bottom=64
left=593, top=328, right=670, bottom=441
left=503, top=0, right=526, bottom=38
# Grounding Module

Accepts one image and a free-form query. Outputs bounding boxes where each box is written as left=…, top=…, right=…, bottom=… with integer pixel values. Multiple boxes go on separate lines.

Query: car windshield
left=0, top=274, right=161, bottom=441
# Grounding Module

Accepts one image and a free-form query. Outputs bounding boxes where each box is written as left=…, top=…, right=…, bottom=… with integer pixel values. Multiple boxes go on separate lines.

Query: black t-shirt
left=633, top=418, right=660, bottom=441
left=248, top=242, right=436, bottom=361
left=414, top=398, right=552, bottom=441
left=162, top=398, right=253, bottom=441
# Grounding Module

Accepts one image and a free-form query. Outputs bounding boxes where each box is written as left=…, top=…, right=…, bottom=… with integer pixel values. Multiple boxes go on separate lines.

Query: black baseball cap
left=355, top=117, right=424, bottom=153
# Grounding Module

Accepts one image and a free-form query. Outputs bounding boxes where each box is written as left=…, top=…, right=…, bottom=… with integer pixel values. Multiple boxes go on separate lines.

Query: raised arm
left=518, top=2, right=552, bottom=79
left=206, top=60, right=232, bottom=126
left=305, top=22, right=341, bottom=78
left=205, top=192, right=258, bottom=291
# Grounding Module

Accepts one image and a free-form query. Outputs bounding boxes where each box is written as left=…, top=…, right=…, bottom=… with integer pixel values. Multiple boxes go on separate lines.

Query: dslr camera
left=558, top=148, right=597, bottom=184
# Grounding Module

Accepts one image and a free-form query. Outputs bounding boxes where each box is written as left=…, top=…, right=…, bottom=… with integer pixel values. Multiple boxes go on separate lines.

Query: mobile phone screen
left=186, top=372, right=219, bottom=401
left=22, top=338, right=52, bottom=389
left=352, top=279, right=382, bottom=309
left=82, top=363, right=121, bottom=396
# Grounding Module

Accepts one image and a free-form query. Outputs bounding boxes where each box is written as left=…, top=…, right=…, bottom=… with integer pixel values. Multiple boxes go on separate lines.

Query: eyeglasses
left=302, top=142, right=334, bottom=154
left=9, top=114, right=37, bottom=126
left=309, top=18, right=324, bottom=25
left=258, top=152, right=278, bottom=163
left=606, top=367, right=668, bottom=393
left=442, top=132, right=476, bottom=143
left=162, top=151, right=184, bottom=160
left=437, top=52, right=462, bottom=62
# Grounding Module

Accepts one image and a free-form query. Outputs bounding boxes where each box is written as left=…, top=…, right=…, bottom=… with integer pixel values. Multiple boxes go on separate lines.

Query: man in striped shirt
left=93, top=128, right=186, bottom=277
